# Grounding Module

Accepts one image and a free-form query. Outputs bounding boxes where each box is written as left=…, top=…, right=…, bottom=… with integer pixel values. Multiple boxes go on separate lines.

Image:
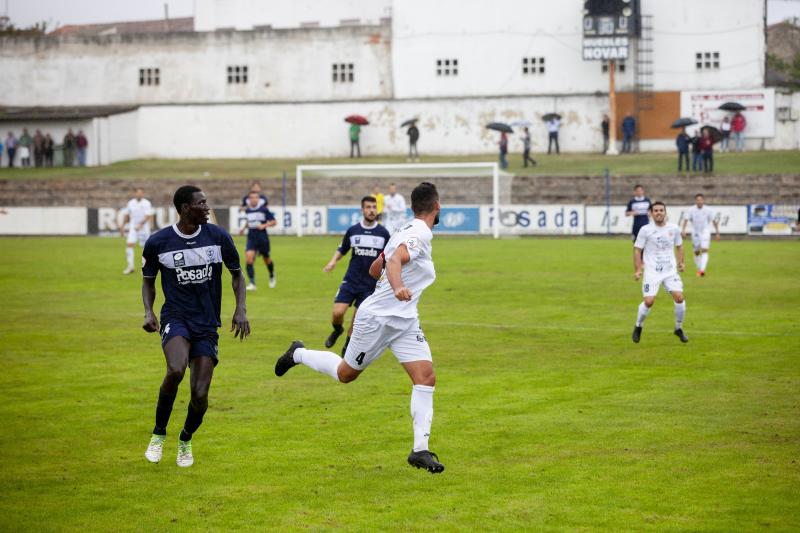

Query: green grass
left=1, top=236, right=798, bottom=531
left=1, top=150, right=799, bottom=181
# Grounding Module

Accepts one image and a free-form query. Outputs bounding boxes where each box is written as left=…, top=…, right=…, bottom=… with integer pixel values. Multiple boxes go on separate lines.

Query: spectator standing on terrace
left=521, top=127, right=537, bottom=167
left=690, top=132, right=703, bottom=172
left=18, top=128, right=32, bottom=167
left=546, top=117, right=560, bottom=154
left=63, top=129, right=76, bottom=167
left=622, top=114, right=636, bottom=153
left=719, top=116, right=731, bottom=152
left=698, top=128, right=715, bottom=174
left=43, top=134, right=55, bottom=167
left=349, top=123, right=361, bottom=158
left=676, top=128, right=691, bottom=173
left=76, top=130, right=89, bottom=166
left=601, top=114, right=610, bottom=153
left=407, top=123, right=420, bottom=161
left=5, top=132, right=17, bottom=168
left=498, top=131, right=509, bottom=169
left=731, top=111, right=746, bottom=152
left=33, top=130, right=44, bottom=167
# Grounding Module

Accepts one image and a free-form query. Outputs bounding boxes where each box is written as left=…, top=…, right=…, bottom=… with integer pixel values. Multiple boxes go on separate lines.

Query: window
left=332, top=63, right=355, bottom=83
left=601, top=61, right=626, bottom=73
left=695, top=52, right=720, bottom=70
left=227, top=65, right=249, bottom=84
left=436, top=58, right=459, bottom=76
left=138, top=68, right=160, bottom=86
left=522, top=57, right=545, bottom=75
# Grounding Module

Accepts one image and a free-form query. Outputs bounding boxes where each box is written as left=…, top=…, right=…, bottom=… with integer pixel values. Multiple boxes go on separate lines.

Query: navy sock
left=267, top=262, right=274, bottom=277
left=153, top=389, right=177, bottom=435
left=181, top=399, right=207, bottom=439
left=246, top=263, right=255, bottom=283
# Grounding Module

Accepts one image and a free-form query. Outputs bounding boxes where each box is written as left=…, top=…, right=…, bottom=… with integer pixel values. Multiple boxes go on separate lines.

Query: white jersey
left=383, top=193, right=407, bottom=232
left=126, top=198, right=153, bottom=229
left=358, top=218, right=435, bottom=319
left=686, top=205, right=715, bottom=236
left=634, top=222, right=682, bottom=277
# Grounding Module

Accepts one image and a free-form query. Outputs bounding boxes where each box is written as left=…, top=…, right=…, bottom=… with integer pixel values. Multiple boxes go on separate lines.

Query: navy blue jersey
left=627, top=196, right=652, bottom=235
left=241, top=194, right=268, bottom=208
left=142, top=224, right=241, bottom=331
left=338, top=222, right=390, bottom=292
left=244, top=204, right=275, bottom=237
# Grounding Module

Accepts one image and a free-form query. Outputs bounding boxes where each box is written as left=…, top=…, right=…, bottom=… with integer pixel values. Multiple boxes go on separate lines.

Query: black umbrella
left=542, top=113, right=561, bottom=122
left=701, top=125, right=723, bottom=143
left=671, top=117, right=698, bottom=128
left=719, top=102, right=745, bottom=112
left=486, top=122, right=513, bottom=134
left=400, top=118, right=418, bottom=128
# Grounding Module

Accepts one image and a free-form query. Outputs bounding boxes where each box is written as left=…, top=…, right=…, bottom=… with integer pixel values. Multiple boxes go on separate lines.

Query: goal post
left=295, top=162, right=501, bottom=238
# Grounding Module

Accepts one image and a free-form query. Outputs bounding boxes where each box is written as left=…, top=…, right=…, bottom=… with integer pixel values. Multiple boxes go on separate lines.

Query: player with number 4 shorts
left=632, top=201, right=689, bottom=344
left=275, top=182, right=445, bottom=474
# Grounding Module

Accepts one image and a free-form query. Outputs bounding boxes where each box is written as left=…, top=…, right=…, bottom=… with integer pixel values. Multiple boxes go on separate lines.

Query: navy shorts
left=160, top=318, right=219, bottom=366
left=246, top=232, right=270, bottom=257
left=334, top=282, right=373, bottom=308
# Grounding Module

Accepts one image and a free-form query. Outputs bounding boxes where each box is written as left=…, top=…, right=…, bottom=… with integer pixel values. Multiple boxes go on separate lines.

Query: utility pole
left=607, top=59, right=619, bottom=155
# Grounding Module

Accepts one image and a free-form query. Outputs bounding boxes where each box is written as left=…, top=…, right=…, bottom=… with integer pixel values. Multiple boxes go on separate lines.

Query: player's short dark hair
left=173, top=185, right=202, bottom=213
left=634, top=184, right=644, bottom=190
left=695, top=193, right=704, bottom=199
left=248, top=189, right=260, bottom=196
left=650, top=201, right=666, bottom=210
left=361, top=195, right=376, bottom=207
left=411, top=182, right=439, bottom=215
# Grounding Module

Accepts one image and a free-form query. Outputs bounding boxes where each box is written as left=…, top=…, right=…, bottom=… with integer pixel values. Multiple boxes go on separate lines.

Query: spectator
left=349, top=123, right=361, bottom=158
left=76, top=130, right=89, bottom=166
left=43, top=133, right=54, bottom=167
left=719, top=116, right=731, bottom=152
left=371, top=185, right=384, bottom=221
left=407, top=124, right=419, bottom=161
left=521, top=127, right=537, bottom=167
left=698, top=128, right=715, bottom=173
left=498, top=131, right=509, bottom=169
left=18, top=128, right=32, bottom=167
left=33, top=130, right=44, bottom=168
left=731, top=111, right=746, bottom=152
left=622, top=113, right=636, bottom=153
left=601, top=114, right=610, bottom=153
left=63, top=128, right=76, bottom=167
left=676, top=127, right=691, bottom=173
left=690, top=132, right=703, bottom=172
left=6, top=132, right=17, bottom=168
left=546, top=117, right=560, bottom=154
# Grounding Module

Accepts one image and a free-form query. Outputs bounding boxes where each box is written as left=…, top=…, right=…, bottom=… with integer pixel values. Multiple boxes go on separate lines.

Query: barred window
left=139, top=68, right=160, bottom=86
left=695, top=52, right=720, bottom=70
left=332, top=63, right=355, bottom=83
left=522, top=57, right=545, bottom=75
left=436, top=58, right=459, bottom=76
left=227, top=65, right=249, bottom=84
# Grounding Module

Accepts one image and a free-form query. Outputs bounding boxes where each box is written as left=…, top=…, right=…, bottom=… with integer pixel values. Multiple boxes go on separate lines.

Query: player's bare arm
left=368, top=252, right=384, bottom=280
left=633, top=247, right=643, bottom=281
left=681, top=218, right=689, bottom=238
left=323, top=251, right=344, bottom=273
left=387, top=244, right=412, bottom=301
left=714, top=220, right=721, bottom=240
left=121, top=214, right=130, bottom=237
left=676, top=245, right=685, bottom=272
left=142, top=276, right=159, bottom=332
left=230, top=269, right=250, bottom=340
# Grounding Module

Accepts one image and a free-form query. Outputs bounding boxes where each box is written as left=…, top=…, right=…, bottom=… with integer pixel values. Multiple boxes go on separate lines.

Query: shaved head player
left=141, top=185, right=250, bottom=467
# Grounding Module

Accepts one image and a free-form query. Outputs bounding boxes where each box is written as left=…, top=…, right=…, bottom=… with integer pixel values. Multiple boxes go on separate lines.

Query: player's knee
left=673, top=293, right=685, bottom=304
left=337, top=364, right=360, bottom=384
left=164, top=365, right=186, bottom=385
left=417, top=369, right=436, bottom=387
left=643, top=297, right=655, bottom=308
left=190, top=390, right=209, bottom=410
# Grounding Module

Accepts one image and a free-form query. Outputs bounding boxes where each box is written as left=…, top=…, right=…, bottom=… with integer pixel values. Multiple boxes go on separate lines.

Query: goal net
left=295, top=162, right=509, bottom=238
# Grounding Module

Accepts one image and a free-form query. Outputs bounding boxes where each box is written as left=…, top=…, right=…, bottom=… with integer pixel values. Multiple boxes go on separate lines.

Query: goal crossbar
left=295, top=162, right=500, bottom=238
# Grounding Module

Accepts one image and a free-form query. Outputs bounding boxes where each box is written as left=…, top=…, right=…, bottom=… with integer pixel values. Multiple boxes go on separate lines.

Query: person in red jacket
left=698, top=128, right=715, bottom=173
left=731, top=112, right=746, bottom=152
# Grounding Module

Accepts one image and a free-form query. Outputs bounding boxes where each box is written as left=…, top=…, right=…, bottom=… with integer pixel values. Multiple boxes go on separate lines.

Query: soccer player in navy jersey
left=625, top=184, right=652, bottom=241
left=141, top=185, right=250, bottom=467
left=322, top=196, right=390, bottom=355
left=239, top=190, right=278, bottom=290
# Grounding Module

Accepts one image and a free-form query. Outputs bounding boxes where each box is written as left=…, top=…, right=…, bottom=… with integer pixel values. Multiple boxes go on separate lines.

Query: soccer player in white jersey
left=681, top=193, right=720, bottom=277
left=632, top=201, right=689, bottom=344
left=383, top=183, right=408, bottom=234
left=275, top=182, right=445, bottom=474
left=121, top=188, right=154, bottom=275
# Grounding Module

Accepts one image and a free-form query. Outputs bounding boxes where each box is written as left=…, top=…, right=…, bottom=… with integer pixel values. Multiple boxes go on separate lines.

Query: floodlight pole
left=606, top=59, right=619, bottom=156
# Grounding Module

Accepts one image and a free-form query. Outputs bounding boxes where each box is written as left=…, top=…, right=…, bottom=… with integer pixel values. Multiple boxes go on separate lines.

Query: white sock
left=693, top=253, right=701, bottom=269
left=635, top=302, right=650, bottom=327
left=674, top=301, right=686, bottom=329
left=700, top=253, right=709, bottom=271
left=293, top=348, right=341, bottom=382
left=126, top=247, right=134, bottom=269
left=410, top=384, right=434, bottom=452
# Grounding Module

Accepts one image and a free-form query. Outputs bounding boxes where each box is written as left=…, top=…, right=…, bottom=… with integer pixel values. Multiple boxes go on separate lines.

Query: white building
left=1, top=0, right=794, bottom=166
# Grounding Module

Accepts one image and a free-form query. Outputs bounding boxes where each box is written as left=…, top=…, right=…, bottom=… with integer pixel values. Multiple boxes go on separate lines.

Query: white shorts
left=127, top=226, right=150, bottom=246
left=643, top=271, right=683, bottom=297
left=343, top=311, right=432, bottom=370
left=692, top=232, right=711, bottom=251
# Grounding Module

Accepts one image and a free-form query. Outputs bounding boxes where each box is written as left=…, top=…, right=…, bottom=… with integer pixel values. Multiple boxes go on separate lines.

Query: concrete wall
left=0, top=25, right=392, bottom=107
left=195, top=0, right=392, bottom=31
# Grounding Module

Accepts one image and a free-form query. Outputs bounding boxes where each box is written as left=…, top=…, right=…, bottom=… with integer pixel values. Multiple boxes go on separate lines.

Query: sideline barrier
left=585, top=205, right=749, bottom=235
left=0, top=207, right=87, bottom=235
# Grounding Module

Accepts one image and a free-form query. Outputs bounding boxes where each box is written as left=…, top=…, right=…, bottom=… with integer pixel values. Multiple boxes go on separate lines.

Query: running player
left=383, top=183, right=407, bottom=234
left=121, top=188, right=154, bottom=274
left=239, top=190, right=277, bottom=290
left=142, top=185, right=250, bottom=467
left=681, top=193, right=720, bottom=277
left=632, top=201, right=689, bottom=344
left=625, top=184, right=652, bottom=241
left=275, top=182, right=445, bottom=474
left=322, top=195, right=390, bottom=355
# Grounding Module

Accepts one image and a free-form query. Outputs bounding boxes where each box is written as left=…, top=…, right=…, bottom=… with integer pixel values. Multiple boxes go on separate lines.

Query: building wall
left=0, top=120, right=95, bottom=167
left=0, top=25, right=393, bottom=107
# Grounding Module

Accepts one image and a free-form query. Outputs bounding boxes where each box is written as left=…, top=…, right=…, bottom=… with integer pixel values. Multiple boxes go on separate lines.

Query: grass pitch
left=1, top=235, right=798, bottom=531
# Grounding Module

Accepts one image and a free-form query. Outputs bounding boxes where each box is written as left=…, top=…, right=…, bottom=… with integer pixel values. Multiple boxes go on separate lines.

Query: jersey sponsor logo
left=416, top=333, right=426, bottom=343
left=349, top=234, right=386, bottom=249
left=173, top=252, right=186, bottom=267
left=406, top=237, right=418, bottom=250
left=353, top=247, right=379, bottom=257
left=175, top=264, right=213, bottom=284
left=158, top=245, right=222, bottom=269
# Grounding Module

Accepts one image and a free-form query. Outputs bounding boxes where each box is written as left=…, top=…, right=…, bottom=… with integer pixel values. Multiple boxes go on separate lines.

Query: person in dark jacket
left=676, top=128, right=690, bottom=173
left=622, top=114, right=636, bottom=153
left=690, top=133, right=703, bottom=172
left=43, top=134, right=55, bottom=167
left=407, top=124, right=420, bottom=161
left=601, top=114, right=610, bottom=153
left=698, top=128, right=715, bottom=173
